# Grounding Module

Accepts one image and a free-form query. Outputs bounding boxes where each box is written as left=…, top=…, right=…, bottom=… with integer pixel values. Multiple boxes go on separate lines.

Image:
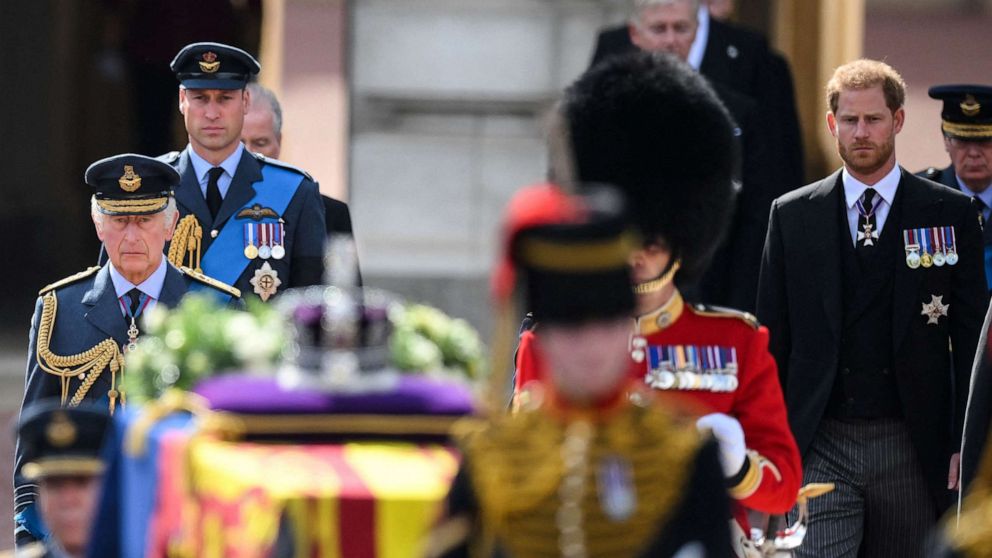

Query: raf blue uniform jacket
left=13, top=262, right=236, bottom=545
left=163, top=148, right=327, bottom=299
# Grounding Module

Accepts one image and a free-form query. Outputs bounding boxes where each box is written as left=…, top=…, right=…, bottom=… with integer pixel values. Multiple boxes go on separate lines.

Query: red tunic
left=515, top=292, right=802, bottom=514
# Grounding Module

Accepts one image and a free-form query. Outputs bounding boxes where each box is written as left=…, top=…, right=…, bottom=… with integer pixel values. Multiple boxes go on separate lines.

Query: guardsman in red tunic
left=515, top=51, right=802, bottom=544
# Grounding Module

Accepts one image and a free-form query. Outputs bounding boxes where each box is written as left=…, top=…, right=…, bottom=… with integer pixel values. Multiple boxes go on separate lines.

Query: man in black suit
left=591, top=0, right=804, bottom=189
left=757, top=59, right=988, bottom=557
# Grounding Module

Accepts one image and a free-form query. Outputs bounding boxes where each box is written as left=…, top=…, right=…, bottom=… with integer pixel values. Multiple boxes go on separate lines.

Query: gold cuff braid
left=729, top=450, right=782, bottom=500
left=36, top=292, right=125, bottom=414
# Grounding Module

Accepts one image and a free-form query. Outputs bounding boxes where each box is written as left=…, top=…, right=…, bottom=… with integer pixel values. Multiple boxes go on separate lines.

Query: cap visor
left=181, top=78, right=247, bottom=90
left=22, top=458, right=105, bottom=480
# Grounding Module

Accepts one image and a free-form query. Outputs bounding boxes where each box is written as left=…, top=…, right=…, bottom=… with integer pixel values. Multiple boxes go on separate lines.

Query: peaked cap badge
left=961, top=94, right=981, bottom=117
left=46, top=412, right=77, bottom=448
left=118, top=165, right=141, bottom=192
left=199, top=51, right=220, bottom=73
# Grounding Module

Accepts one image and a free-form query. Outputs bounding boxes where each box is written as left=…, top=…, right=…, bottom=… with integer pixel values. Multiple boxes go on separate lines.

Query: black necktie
left=206, top=167, right=224, bottom=220
left=973, top=196, right=987, bottom=229
left=856, top=188, right=878, bottom=261
left=125, top=288, right=142, bottom=324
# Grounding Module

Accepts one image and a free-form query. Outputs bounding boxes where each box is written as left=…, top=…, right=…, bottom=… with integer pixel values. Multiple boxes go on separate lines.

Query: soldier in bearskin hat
left=514, top=52, right=801, bottom=550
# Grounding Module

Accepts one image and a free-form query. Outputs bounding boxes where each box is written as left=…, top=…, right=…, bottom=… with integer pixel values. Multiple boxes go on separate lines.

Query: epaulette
left=179, top=266, right=241, bottom=298
left=252, top=152, right=314, bottom=182
left=157, top=150, right=182, bottom=164
left=925, top=167, right=941, bottom=180
left=690, top=303, right=759, bottom=329
left=38, top=266, right=101, bottom=295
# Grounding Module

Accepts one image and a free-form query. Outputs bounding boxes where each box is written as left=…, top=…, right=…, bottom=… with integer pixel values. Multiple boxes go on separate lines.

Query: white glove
left=696, top=412, right=747, bottom=477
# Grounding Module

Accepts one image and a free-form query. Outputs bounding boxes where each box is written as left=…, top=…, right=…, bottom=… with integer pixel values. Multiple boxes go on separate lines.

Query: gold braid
left=168, top=215, right=203, bottom=272
left=36, top=291, right=125, bottom=414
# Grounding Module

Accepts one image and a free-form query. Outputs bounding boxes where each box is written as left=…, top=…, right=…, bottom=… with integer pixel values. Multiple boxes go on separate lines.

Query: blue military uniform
left=917, top=84, right=992, bottom=292
left=163, top=42, right=326, bottom=301
left=14, top=154, right=239, bottom=547
left=14, top=402, right=113, bottom=558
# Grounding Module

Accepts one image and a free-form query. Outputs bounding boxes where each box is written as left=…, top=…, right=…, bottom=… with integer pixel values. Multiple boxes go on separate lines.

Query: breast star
left=921, top=295, right=949, bottom=325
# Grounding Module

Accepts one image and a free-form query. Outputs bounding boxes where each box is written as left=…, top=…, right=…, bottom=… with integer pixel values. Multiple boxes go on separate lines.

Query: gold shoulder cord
left=168, top=215, right=203, bottom=272
left=36, top=292, right=125, bottom=414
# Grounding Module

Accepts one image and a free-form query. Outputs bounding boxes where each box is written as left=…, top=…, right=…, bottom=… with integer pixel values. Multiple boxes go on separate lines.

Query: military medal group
left=240, top=207, right=286, bottom=302
left=903, top=226, right=959, bottom=269
left=635, top=339, right=740, bottom=394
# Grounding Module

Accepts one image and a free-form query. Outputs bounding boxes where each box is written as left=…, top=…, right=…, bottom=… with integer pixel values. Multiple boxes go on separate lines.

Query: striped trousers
left=791, top=418, right=936, bottom=558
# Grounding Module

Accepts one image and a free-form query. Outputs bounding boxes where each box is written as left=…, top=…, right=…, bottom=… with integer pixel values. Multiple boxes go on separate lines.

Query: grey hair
left=246, top=82, right=283, bottom=136
left=631, top=0, right=700, bottom=21
left=91, top=196, right=178, bottom=229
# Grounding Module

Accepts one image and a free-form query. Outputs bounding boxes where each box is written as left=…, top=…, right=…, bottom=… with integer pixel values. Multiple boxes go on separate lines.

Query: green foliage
left=389, top=304, right=487, bottom=379
left=123, top=295, right=488, bottom=403
left=122, top=294, right=285, bottom=403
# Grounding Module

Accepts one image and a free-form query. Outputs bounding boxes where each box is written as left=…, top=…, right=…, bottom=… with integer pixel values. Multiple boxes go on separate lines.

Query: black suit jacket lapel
left=81, top=266, right=127, bottom=345
left=175, top=150, right=213, bottom=229
left=892, top=171, right=942, bottom=352
left=699, top=19, right=732, bottom=85
left=805, top=170, right=844, bottom=341
left=213, top=151, right=261, bottom=230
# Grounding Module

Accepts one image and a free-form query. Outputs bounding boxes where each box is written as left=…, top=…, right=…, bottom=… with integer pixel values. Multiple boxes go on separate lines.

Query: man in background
left=919, top=85, right=992, bottom=291
left=242, top=82, right=356, bottom=239
left=617, top=0, right=778, bottom=313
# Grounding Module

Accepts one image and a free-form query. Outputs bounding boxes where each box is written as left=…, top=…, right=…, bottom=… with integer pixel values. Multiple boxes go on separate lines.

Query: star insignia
left=250, top=262, right=281, bottom=301
left=921, top=294, right=949, bottom=325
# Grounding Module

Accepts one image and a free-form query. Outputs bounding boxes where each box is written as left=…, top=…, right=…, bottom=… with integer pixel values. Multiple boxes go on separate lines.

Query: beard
left=838, top=134, right=896, bottom=177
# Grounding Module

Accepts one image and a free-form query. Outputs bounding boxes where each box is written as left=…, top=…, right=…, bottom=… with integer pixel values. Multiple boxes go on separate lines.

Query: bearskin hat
left=562, top=51, right=737, bottom=281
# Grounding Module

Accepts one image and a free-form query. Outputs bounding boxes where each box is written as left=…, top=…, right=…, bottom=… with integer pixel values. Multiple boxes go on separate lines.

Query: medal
left=597, top=455, right=636, bottom=521
left=250, top=261, right=282, bottom=301
left=920, top=229, right=933, bottom=268
left=243, top=224, right=258, bottom=259
left=945, top=227, right=959, bottom=265
left=921, top=294, right=950, bottom=325
left=258, top=223, right=272, bottom=259
left=904, top=230, right=921, bottom=269
left=272, top=222, right=286, bottom=259
left=933, top=228, right=946, bottom=266
left=119, top=291, right=151, bottom=353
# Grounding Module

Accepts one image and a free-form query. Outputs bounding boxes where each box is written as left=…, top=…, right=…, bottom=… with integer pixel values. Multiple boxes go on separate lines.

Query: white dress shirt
left=108, top=257, right=167, bottom=315
left=187, top=142, right=245, bottom=200
left=842, top=164, right=902, bottom=246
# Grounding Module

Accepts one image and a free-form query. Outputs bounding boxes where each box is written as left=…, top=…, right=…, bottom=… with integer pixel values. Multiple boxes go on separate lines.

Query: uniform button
left=847, top=397, right=855, bottom=404
left=842, top=368, right=851, bottom=375
left=881, top=368, right=890, bottom=375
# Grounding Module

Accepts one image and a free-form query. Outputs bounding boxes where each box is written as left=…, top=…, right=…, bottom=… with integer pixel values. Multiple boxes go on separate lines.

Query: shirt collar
left=687, top=5, right=709, bottom=70
left=186, top=142, right=244, bottom=183
left=955, top=175, right=992, bottom=208
left=842, top=163, right=902, bottom=209
left=108, top=257, right=168, bottom=300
